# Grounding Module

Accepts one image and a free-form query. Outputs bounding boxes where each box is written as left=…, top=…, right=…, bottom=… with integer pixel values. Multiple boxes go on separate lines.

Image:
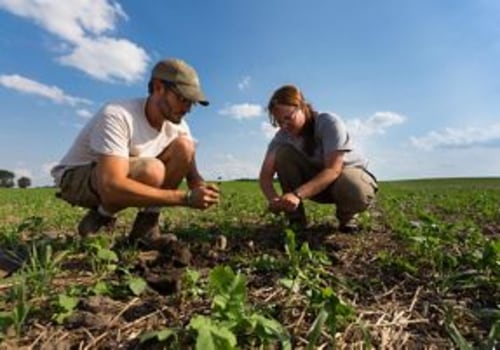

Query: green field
left=0, top=179, right=499, bottom=349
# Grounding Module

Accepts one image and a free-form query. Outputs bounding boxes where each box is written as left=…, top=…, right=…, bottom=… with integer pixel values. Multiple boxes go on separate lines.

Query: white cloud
left=0, top=74, right=91, bottom=106
left=0, top=0, right=149, bottom=83
left=219, top=103, right=263, bottom=120
left=410, top=123, right=500, bottom=150
left=76, top=108, right=93, bottom=118
left=346, top=111, right=406, bottom=137
left=261, top=121, right=277, bottom=139
left=57, top=37, right=149, bottom=83
left=0, top=0, right=126, bottom=41
left=238, top=76, right=251, bottom=90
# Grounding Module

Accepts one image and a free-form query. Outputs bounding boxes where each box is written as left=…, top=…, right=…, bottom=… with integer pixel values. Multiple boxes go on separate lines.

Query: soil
left=0, top=222, right=496, bottom=349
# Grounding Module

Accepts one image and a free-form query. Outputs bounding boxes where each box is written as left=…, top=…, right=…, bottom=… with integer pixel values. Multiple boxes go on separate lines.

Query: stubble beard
left=162, top=100, right=183, bottom=125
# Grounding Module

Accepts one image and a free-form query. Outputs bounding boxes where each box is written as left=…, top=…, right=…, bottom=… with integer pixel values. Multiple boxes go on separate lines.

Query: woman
left=259, top=85, right=377, bottom=232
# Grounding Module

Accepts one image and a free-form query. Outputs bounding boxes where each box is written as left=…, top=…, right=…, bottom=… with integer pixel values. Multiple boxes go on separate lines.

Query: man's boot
left=78, top=209, right=116, bottom=237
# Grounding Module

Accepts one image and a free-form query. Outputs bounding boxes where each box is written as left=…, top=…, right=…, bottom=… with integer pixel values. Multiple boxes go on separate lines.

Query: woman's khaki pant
left=274, top=145, right=378, bottom=225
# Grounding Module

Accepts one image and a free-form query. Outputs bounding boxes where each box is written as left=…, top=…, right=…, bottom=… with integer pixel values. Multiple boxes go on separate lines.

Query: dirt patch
left=2, top=223, right=496, bottom=349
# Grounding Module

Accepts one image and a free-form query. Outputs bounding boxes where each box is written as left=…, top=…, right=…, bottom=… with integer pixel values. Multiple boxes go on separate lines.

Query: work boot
left=338, top=214, right=360, bottom=234
left=128, top=211, right=161, bottom=242
left=78, top=209, right=116, bottom=237
left=128, top=211, right=179, bottom=251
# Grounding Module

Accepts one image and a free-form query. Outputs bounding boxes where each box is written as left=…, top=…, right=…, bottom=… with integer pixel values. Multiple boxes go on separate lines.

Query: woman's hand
left=267, top=197, right=284, bottom=214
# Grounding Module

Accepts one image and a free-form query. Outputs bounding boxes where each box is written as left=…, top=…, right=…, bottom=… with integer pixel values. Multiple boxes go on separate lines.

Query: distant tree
left=17, top=176, right=32, bottom=189
left=0, top=170, right=15, bottom=188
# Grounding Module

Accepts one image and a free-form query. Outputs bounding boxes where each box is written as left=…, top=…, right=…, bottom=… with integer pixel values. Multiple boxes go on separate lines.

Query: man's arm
left=96, top=155, right=187, bottom=212
left=186, top=158, right=205, bottom=189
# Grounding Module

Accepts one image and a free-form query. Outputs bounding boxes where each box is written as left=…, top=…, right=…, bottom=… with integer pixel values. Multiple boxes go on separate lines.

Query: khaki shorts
left=56, top=163, right=100, bottom=209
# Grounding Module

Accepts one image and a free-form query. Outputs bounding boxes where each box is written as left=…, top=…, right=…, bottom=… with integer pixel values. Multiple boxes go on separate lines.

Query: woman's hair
left=267, top=85, right=317, bottom=156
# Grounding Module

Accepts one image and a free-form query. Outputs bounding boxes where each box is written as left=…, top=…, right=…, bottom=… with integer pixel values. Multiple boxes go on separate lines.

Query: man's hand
left=188, top=184, right=220, bottom=209
left=279, top=192, right=301, bottom=212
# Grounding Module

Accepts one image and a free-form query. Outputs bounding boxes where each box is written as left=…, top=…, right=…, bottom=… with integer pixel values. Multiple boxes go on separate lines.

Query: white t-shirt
left=51, top=98, right=193, bottom=184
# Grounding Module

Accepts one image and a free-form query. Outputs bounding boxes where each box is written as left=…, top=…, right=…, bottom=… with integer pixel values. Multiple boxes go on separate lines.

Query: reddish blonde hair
left=267, top=85, right=315, bottom=127
left=267, top=85, right=318, bottom=155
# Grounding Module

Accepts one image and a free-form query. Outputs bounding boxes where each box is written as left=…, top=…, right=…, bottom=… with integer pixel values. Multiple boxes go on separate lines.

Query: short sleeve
left=90, top=109, right=130, bottom=158
left=317, top=113, right=352, bottom=154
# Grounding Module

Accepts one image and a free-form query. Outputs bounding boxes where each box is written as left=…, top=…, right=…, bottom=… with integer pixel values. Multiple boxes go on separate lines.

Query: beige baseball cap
left=151, top=58, right=209, bottom=106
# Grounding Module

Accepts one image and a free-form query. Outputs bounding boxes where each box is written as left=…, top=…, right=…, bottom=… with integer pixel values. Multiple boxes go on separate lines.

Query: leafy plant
left=0, top=281, right=30, bottom=336
left=22, top=241, right=68, bottom=297
left=188, top=265, right=291, bottom=349
left=52, top=293, right=79, bottom=324
left=189, top=315, right=237, bottom=350
left=140, top=327, right=181, bottom=348
left=85, top=235, right=119, bottom=276
left=124, top=274, right=147, bottom=296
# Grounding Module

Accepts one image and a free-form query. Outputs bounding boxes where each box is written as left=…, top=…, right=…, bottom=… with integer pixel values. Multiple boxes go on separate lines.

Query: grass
left=0, top=178, right=499, bottom=349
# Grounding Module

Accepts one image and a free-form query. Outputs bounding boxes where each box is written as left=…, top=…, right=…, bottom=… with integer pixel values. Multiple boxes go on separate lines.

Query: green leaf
left=0, top=312, right=13, bottom=330
left=128, top=276, right=147, bottom=296
left=140, top=328, right=176, bottom=343
left=250, top=313, right=291, bottom=349
left=445, top=319, right=472, bottom=350
left=307, top=308, right=328, bottom=350
left=196, top=327, right=217, bottom=350
left=92, top=280, right=111, bottom=295
left=58, top=294, right=79, bottom=312
left=189, top=315, right=237, bottom=350
left=96, top=248, right=118, bottom=262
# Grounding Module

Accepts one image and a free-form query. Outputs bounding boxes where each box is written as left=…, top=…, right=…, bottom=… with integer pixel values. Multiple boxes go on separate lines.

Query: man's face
left=158, top=82, right=193, bottom=124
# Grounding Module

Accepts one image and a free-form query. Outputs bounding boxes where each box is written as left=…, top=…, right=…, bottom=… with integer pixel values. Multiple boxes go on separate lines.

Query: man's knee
left=169, top=136, right=195, bottom=161
left=129, top=158, right=165, bottom=187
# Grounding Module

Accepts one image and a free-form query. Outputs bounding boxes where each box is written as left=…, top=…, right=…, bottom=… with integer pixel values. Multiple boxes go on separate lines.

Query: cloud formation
left=261, top=121, right=277, bottom=139
left=76, top=108, right=93, bottom=118
left=346, top=111, right=406, bottom=137
left=0, top=74, right=91, bottom=106
left=219, top=103, right=263, bottom=120
left=411, top=123, right=500, bottom=150
left=0, top=0, right=149, bottom=83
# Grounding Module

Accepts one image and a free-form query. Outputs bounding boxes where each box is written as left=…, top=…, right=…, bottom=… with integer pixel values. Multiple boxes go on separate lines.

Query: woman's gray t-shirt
left=267, top=112, right=368, bottom=169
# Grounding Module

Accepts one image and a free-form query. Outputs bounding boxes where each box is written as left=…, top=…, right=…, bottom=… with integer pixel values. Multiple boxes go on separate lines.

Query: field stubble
left=0, top=178, right=499, bottom=349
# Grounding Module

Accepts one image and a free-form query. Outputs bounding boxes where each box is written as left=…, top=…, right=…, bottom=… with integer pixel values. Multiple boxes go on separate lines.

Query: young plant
left=22, top=241, right=67, bottom=297
left=140, top=327, right=182, bottom=349
left=0, top=280, right=30, bottom=337
left=52, top=293, right=79, bottom=324
left=85, top=235, right=119, bottom=276
left=188, top=265, right=291, bottom=349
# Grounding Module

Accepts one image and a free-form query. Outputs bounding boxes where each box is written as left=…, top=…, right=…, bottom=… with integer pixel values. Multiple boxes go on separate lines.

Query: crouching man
left=51, top=58, right=219, bottom=247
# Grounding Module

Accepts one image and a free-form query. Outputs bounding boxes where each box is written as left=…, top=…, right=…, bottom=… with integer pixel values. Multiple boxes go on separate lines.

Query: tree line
left=0, top=169, right=31, bottom=188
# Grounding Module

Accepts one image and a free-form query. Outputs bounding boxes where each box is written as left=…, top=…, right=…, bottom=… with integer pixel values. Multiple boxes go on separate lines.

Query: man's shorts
left=56, top=163, right=100, bottom=209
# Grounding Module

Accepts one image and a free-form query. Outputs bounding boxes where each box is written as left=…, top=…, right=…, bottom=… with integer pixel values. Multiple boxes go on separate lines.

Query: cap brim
left=177, top=84, right=209, bottom=106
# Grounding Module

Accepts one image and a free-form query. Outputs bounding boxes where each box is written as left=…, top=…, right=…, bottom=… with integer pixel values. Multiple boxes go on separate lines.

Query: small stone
left=214, top=234, right=228, bottom=251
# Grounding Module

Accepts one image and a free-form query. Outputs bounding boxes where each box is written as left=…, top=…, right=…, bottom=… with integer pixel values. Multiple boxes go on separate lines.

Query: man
left=51, top=58, right=219, bottom=247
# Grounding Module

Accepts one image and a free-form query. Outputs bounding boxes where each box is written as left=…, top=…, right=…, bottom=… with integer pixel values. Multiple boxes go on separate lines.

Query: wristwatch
left=292, top=189, right=303, bottom=201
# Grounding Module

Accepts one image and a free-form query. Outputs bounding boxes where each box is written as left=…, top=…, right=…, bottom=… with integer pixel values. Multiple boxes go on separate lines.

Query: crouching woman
left=259, top=85, right=377, bottom=232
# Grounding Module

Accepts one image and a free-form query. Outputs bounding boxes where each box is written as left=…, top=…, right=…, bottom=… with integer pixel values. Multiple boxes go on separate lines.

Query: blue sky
left=1, top=0, right=500, bottom=186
